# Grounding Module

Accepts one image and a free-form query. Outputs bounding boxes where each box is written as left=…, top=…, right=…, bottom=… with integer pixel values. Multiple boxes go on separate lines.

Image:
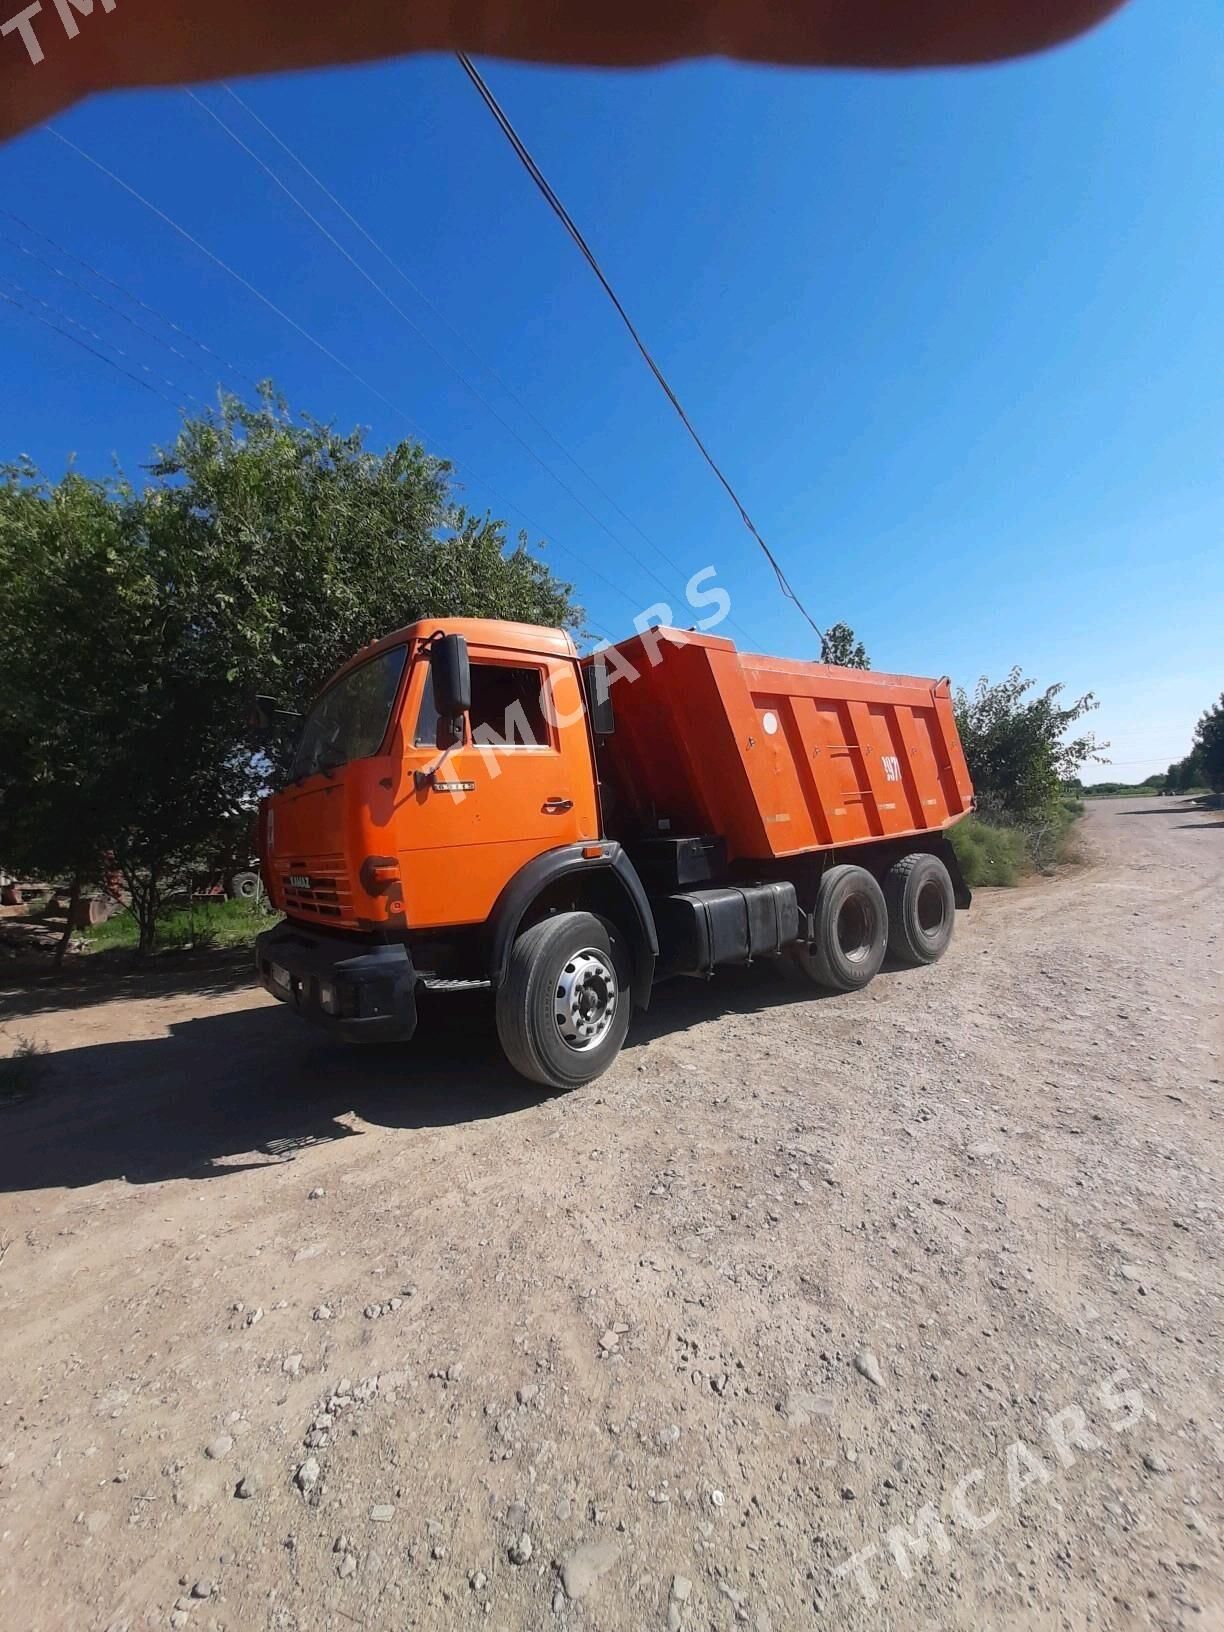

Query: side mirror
left=247, top=694, right=303, bottom=732
left=430, top=633, right=471, bottom=721
left=585, top=653, right=615, bottom=736
left=248, top=695, right=278, bottom=731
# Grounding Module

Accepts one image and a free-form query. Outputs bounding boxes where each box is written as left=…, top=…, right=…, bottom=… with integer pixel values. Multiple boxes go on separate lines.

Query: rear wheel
left=794, top=864, right=887, bottom=992
left=883, top=852, right=955, bottom=966
left=496, top=910, right=631, bottom=1089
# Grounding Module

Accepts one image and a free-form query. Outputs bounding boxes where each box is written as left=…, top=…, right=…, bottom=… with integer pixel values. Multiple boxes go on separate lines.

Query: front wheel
left=495, top=911, right=631, bottom=1089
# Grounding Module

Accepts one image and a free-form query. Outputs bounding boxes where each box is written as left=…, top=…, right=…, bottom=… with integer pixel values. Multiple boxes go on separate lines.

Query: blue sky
left=0, top=0, right=1219, bottom=781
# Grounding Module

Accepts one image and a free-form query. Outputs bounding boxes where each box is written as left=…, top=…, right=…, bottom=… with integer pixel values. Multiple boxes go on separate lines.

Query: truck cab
left=262, top=620, right=599, bottom=935
left=256, top=618, right=972, bottom=1088
left=256, top=619, right=657, bottom=1085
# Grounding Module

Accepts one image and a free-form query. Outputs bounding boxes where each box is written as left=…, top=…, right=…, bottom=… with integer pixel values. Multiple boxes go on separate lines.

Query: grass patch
left=0, top=1036, right=49, bottom=1104
left=1048, top=795, right=1086, bottom=868
left=1083, top=783, right=1212, bottom=799
left=948, top=815, right=1026, bottom=888
left=83, top=897, right=279, bottom=954
left=951, top=795, right=1086, bottom=888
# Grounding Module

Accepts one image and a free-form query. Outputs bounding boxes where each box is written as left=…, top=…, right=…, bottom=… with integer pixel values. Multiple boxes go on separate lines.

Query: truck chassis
left=257, top=831, right=969, bottom=1088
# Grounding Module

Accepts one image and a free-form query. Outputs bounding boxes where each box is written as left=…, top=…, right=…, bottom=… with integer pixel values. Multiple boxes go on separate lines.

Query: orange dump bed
left=600, top=629, right=973, bottom=862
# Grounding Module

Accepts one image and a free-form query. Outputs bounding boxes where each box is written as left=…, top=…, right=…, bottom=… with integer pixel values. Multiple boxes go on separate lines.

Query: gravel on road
left=0, top=796, right=1219, bottom=1631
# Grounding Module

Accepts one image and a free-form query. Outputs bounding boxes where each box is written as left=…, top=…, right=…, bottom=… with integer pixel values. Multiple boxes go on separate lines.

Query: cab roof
left=329, top=617, right=578, bottom=688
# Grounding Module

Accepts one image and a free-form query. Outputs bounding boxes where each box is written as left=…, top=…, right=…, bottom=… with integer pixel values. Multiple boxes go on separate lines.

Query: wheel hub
left=917, top=877, right=946, bottom=935
left=554, top=948, right=617, bottom=1051
left=836, top=894, right=874, bottom=962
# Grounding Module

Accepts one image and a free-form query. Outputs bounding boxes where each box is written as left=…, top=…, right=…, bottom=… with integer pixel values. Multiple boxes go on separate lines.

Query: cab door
left=398, top=644, right=597, bottom=930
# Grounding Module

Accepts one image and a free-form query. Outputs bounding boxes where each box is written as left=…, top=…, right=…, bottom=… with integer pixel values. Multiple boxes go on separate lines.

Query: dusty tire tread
left=795, top=863, right=888, bottom=993
left=883, top=851, right=955, bottom=966
left=495, top=911, right=630, bottom=1089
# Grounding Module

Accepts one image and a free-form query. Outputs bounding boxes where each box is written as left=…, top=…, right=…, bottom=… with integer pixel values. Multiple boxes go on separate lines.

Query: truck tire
left=228, top=870, right=260, bottom=901
left=795, top=864, right=887, bottom=992
left=883, top=852, right=955, bottom=966
left=496, top=911, right=632, bottom=1089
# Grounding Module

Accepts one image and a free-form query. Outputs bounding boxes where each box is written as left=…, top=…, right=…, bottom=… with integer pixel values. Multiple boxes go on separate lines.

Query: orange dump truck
left=256, top=619, right=974, bottom=1087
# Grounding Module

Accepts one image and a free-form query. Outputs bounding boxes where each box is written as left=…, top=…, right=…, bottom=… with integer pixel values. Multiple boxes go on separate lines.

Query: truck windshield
left=291, top=645, right=408, bottom=780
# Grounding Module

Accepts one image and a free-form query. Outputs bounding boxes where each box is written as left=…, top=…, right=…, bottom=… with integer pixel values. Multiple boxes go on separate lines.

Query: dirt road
left=0, top=798, right=1220, bottom=1632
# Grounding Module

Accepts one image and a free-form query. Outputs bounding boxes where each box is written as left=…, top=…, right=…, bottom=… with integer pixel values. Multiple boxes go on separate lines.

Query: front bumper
left=255, top=920, right=418, bottom=1042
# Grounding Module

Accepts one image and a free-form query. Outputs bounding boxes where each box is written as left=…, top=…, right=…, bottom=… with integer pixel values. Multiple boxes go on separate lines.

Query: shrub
left=954, top=668, right=1104, bottom=830
left=950, top=791, right=1085, bottom=888
left=0, top=1036, right=48, bottom=1104
left=83, top=897, right=278, bottom=955
left=1193, top=694, right=1224, bottom=794
left=948, top=816, right=1026, bottom=888
left=1026, top=795, right=1086, bottom=872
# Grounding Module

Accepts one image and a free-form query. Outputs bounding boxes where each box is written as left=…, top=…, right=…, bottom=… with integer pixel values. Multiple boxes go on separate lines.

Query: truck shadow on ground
left=0, top=963, right=814, bottom=1194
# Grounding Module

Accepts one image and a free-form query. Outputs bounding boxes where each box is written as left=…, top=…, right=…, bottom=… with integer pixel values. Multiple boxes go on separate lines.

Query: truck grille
left=277, top=856, right=356, bottom=927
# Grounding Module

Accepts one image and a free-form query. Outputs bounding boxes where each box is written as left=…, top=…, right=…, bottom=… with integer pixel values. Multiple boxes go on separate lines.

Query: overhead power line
left=0, top=286, right=182, bottom=407
left=185, top=88, right=705, bottom=617
left=41, top=123, right=646, bottom=623
left=219, top=83, right=762, bottom=646
left=46, top=125, right=426, bottom=430
left=1, top=226, right=230, bottom=394
left=456, top=52, right=830, bottom=657
left=0, top=270, right=202, bottom=406
left=0, top=207, right=260, bottom=392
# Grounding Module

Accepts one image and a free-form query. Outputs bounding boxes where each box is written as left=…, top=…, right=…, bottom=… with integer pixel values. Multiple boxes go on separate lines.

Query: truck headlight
left=318, top=980, right=340, bottom=1016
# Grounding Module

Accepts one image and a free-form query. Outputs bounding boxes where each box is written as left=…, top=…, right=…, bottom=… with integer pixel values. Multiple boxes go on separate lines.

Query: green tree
left=0, top=390, right=582, bottom=957
left=1166, top=749, right=1205, bottom=795
left=0, top=463, right=136, bottom=961
left=1192, top=694, right=1224, bottom=793
left=149, top=388, right=581, bottom=726
left=0, top=461, right=263, bottom=955
left=821, top=622, right=870, bottom=668
left=954, top=667, right=1105, bottom=829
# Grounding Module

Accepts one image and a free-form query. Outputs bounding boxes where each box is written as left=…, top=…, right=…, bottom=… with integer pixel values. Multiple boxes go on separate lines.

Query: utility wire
left=219, top=82, right=762, bottom=646
left=0, top=271, right=203, bottom=406
left=186, top=88, right=692, bottom=613
left=0, top=227, right=230, bottom=394
left=456, top=53, right=829, bottom=658
left=46, top=126, right=426, bottom=431
left=0, top=245, right=615, bottom=648
left=0, top=287, right=181, bottom=407
left=0, top=207, right=261, bottom=393
left=41, top=124, right=647, bottom=620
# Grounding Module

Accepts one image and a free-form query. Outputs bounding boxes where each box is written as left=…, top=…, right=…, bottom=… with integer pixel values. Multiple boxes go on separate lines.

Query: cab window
left=412, top=659, right=550, bottom=748
left=292, top=645, right=408, bottom=778
left=469, top=664, right=549, bottom=747
left=412, top=666, right=441, bottom=747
